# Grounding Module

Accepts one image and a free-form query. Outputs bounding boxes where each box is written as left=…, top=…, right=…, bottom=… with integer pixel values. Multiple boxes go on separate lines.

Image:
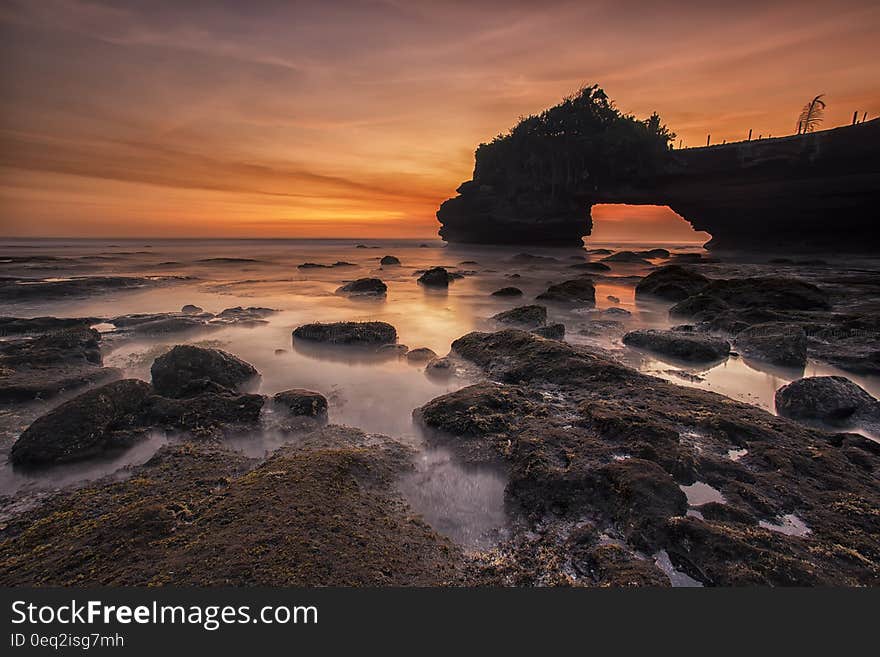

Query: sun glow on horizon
left=1, top=0, right=878, bottom=240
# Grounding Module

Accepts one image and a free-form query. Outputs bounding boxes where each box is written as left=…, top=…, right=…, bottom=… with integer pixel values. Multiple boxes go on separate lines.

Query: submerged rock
left=0, top=327, right=119, bottom=402
left=602, top=251, right=652, bottom=264
left=380, top=255, right=401, bottom=265
left=418, top=267, right=453, bottom=287
left=293, top=321, right=397, bottom=345
left=335, top=278, right=387, bottom=296
left=405, top=347, right=437, bottom=364
left=623, top=329, right=730, bottom=363
left=491, top=305, right=547, bottom=328
left=181, top=304, right=203, bottom=314
left=424, top=356, right=455, bottom=379
left=775, top=376, right=879, bottom=431
left=570, top=262, right=611, bottom=272
left=273, top=389, right=329, bottom=418
left=637, top=248, right=671, bottom=259
left=10, top=379, right=153, bottom=466
left=150, top=345, right=260, bottom=398
left=491, top=287, right=523, bottom=297
left=536, top=278, right=596, bottom=305
left=734, top=323, right=807, bottom=368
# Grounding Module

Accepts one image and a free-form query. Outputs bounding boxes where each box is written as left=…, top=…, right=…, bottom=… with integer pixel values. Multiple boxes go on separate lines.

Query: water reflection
left=397, top=446, right=509, bottom=551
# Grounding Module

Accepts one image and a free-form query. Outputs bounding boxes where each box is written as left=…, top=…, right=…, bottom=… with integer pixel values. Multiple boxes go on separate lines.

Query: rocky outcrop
left=435, top=329, right=880, bottom=585
left=437, top=117, right=880, bottom=251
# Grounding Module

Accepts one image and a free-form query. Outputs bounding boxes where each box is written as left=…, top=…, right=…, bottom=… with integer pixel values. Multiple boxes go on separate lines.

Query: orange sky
left=1, top=0, right=878, bottom=240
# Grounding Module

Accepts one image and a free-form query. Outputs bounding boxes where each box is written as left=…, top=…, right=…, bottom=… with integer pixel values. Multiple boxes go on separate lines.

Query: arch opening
left=588, top=204, right=710, bottom=245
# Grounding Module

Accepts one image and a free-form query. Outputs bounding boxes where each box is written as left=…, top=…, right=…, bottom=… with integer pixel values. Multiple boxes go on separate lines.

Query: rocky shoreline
left=1, top=249, right=878, bottom=586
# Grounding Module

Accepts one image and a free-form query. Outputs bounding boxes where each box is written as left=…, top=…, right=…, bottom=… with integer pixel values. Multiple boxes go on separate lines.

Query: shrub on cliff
left=472, top=84, right=675, bottom=194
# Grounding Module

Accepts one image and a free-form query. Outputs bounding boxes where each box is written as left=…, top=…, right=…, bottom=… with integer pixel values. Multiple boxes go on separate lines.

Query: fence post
left=706, top=134, right=710, bottom=146
left=853, top=111, right=859, bottom=125
left=748, top=129, right=752, bottom=141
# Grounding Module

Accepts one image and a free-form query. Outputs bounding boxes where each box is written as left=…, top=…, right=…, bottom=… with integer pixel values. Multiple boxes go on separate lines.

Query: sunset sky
left=1, top=0, right=878, bottom=240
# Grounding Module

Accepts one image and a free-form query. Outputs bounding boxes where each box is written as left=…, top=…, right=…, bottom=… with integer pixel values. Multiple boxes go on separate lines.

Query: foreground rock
left=435, top=329, right=880, bottom=586
left=537, top=279, right=596, bottom=305
left=775, top=376, right=880, bottom=433
left=273, top=389, right=329, bottom=418
left=491, top=305, right=547, bottom=329
left=10, top=380, right=153, bottom=466
left=734, top=323, right=807, bottom=368
left=335, top=278, right=387, bottom=297
left=0, top=428, right=467, bottom=585
left=150, top=345, right=260, bottom=398
left=623, top=329, right=730, bottom=363
left=293, top=321, right=397, bottom=346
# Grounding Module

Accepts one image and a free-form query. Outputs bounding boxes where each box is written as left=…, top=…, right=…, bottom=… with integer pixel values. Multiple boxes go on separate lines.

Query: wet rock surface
left=293, top=321, right=397, bottom=346
left=437, top=329, right=880, bottom=586
left=623, top=328, right=730, bottom=363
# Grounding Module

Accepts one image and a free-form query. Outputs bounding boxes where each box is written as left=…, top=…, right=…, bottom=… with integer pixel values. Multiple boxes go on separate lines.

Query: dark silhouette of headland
left=437, top=85, right=880, bottom=250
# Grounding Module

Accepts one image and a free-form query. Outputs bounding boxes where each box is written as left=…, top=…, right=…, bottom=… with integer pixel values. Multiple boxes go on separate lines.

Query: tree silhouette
left=797, top=94, right=826, bottom=134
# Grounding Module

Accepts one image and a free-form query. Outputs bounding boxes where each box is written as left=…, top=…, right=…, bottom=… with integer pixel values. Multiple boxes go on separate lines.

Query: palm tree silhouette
left=797, top=95, right=826, bottom=134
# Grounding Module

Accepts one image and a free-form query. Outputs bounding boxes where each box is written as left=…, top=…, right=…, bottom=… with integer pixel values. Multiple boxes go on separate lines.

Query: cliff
left=438, top=117, right=880, bottom=251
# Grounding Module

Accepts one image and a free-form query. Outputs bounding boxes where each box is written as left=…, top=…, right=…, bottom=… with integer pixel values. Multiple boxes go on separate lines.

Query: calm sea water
left=1, top=237, right=877, bottom=547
